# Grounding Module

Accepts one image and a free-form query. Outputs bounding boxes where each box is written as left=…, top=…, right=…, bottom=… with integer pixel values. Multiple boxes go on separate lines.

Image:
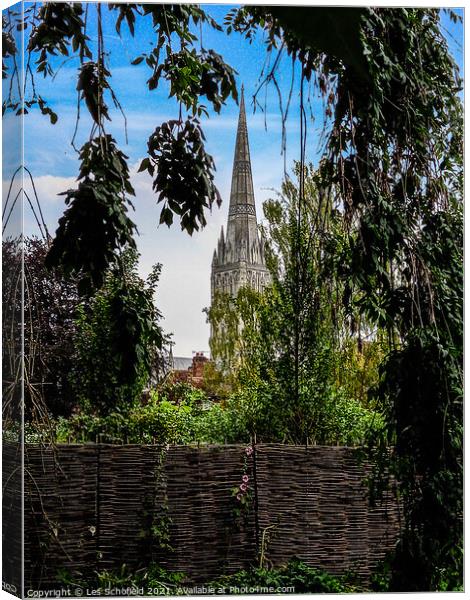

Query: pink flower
left=242, top=474, right=249, bottom=483
left=236, top=494, right=242, bottom=501
left=245, top=446, right=253, bottom=456
left=240, top=483, right=247, bottom=492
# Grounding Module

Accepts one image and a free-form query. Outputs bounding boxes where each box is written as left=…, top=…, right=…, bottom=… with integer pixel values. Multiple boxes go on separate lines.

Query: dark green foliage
left=209, top=559, right=358, bottom=593
left=46, top=135, right=137, bottom=295
left=199, top=49, right=238, bottom=113
left=152, top=48, right=207, bottom=106
left=373, top=330, right=462, bottom=591
left=367, top=207, right=463, bottom=591
left=69, top=250, right=165, bottom=416
left=311, top=9, right=462, bottom=591
left=325, top=11, right=463, bottom=590
left=58, top=559, right=356, bottom=595
left=76, top=61, right=111, bottom=125
left=36, top=95, right=58, bottom=124
left=108, top=3, right=139, bottom=37
left=139, top=118, right=221, bottom=234
left=27, top=2, right=91, bottom=76
left=2, top=16, right=16, bottom=79
left=108, top=267, right=165, bottom=388
left=149, top=48, right=237, bottom=115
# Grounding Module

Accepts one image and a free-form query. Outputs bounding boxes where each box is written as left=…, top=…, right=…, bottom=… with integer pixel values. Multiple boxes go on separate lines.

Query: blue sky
left=15, top=3, right=464, bottom=356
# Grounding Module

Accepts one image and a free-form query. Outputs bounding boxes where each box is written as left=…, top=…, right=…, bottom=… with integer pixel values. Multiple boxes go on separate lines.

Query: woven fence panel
left=20, top=443, right=400, bottom=591
left=159, top=445, right=256, bottom=580
left=95, top=445, right=256, bottom=581
left=2, top=441, right=23, bottom=594
left=24, top=444, right=98, bottom=590
left=255, top=445, right=399, bottom=581
left=97, top=445, right=161, bottom=571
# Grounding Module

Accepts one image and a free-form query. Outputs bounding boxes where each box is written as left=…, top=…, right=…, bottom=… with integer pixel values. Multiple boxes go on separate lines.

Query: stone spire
left=226, top=84, right=257, bottom=241
left=210, top=85, right=270, bottom=302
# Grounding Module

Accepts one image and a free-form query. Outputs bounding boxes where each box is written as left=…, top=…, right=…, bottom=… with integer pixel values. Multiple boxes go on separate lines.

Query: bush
left=55, top=392, right=196, bottom=445
left=316, top=389, right=384, bottom=446
left=192, top=400, right=249, bottom=444
left=52, top=381, right=382, bottom=447
left=70, top=250, right=165, bottom=416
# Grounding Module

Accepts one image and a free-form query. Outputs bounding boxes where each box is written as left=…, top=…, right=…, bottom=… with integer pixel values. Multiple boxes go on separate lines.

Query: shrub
left=70, top=250, right=165, bottom=416
left=192, top=400, right=248, bottom=444
left=55, top=392, right=196, bottom=445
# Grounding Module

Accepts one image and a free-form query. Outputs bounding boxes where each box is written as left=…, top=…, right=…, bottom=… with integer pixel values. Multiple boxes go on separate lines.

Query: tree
left=3, top=238, right=79, bottom=420
left=225, top=8, right=462, bottom=589
left=70, top=249, right=166, bottom=416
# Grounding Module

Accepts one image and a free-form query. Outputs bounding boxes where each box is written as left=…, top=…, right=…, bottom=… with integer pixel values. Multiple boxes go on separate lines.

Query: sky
left=9, top=3, right=464, bottom=357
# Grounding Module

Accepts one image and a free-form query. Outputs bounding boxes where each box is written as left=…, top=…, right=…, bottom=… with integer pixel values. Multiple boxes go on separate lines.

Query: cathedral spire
left=225, top=84, right=258, bottom=256
left=210, top=83, right=270, bottom=313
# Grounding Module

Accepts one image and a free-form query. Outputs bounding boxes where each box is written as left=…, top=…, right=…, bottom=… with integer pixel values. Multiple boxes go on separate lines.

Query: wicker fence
left=8, top=443, right=401, bottom=591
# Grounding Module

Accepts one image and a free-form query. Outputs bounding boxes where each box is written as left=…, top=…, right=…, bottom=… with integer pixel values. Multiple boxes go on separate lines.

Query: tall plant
left=259, top=165, right=337, bottom=443
left=70, top=250, right=166, bottom=416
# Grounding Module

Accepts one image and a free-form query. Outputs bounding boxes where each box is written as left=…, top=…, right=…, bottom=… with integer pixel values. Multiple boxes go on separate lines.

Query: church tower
left=210, top=86, right=270, bottom=301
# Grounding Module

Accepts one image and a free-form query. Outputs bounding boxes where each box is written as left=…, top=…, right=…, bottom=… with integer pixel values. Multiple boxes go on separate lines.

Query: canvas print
left=2, top=2, right=463, bottom=597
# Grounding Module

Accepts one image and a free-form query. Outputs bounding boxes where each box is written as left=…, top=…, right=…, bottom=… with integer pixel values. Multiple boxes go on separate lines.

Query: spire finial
left=238, top=83, right=246, bottom=128
left=240, top=84, right=245, bottom=112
